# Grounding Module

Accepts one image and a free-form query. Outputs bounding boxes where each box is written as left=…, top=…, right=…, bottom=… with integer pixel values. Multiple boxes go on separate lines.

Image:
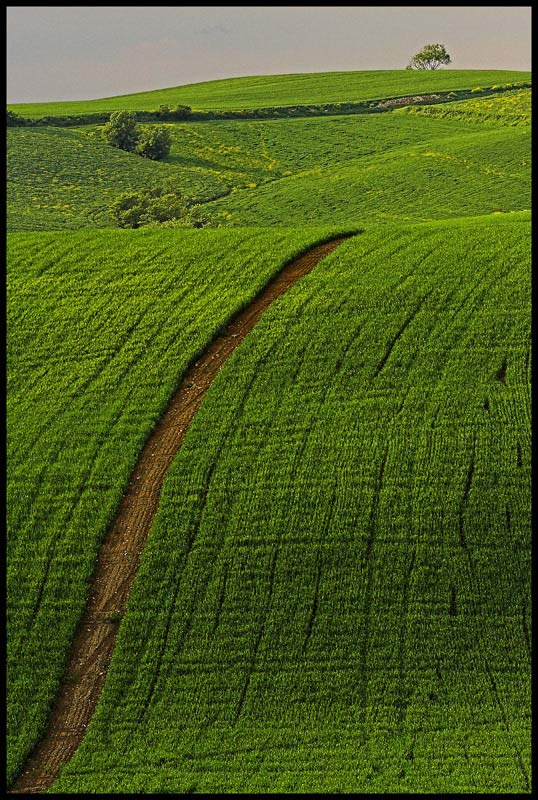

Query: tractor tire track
left=9, top=235, right=351, bottom=794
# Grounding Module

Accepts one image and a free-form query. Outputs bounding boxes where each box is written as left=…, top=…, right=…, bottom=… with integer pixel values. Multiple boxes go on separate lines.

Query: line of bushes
left=7, top=81, right=531, bottom=128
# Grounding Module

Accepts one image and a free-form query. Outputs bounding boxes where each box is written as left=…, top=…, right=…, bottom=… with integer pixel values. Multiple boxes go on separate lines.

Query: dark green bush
left=6, top=109, right=29, bottom=126
left=102, top=110, right=139, bottom=152
left=135, top=125, right=172, bottom=160
left=110, top=180, right=219, bottom=229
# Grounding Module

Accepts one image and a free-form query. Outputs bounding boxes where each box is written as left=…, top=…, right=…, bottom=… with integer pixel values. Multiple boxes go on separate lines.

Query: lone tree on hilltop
left=406, top=44, right=451, bottom=70
left=102, top=110, right=139, bottom=152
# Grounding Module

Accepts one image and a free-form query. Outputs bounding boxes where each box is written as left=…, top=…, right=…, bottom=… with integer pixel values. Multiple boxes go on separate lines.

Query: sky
left=6, top=6, right=532, bottom=103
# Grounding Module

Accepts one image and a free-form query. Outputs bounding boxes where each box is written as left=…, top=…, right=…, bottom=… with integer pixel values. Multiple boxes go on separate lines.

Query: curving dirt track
left=10, top=235, right=351, bottom=794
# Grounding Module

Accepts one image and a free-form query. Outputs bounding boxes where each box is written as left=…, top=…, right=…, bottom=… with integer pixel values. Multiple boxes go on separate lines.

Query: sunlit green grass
left=53, top=213, right=531, bottom=793
left=396, top=88, right=531, bottom=128
left=203, top=124, right=530, bottom=226
left=8, top=69, right=531, bottom=117
left=7, top=67, right=532, bottom=795
left=6, top=126, right=229, bottom=231
left=6, top=226, right=348, bottom=786
left=8, top=111, right=530, bottom=231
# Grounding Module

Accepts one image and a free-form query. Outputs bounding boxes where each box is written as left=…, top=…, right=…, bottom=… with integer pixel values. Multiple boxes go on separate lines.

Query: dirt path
left=10, top=235, right=351, bottom=794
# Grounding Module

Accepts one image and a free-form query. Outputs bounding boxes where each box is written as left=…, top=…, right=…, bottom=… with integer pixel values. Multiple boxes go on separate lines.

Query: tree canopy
left=102, top=112, right=172, bottom=161
left=102, top=110, right=139, bottom=152
left=406, top=44, right=451, bottom=70
left=110, top=180, right=215, bottom=229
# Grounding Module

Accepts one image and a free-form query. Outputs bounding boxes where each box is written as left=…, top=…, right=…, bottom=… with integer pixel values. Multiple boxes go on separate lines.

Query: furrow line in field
left=358, top=440, right=390, bottom=731
left=26, top=401, right=127, bottom=636
left=302, top=488, right=337, bottom=654
left=233, top=541, right=280, bottom=725
left=374, top=289, right=433, bottom=378
left=140, top=334, right=286, bottom=717
left=15, top=308, right=148, bottom=466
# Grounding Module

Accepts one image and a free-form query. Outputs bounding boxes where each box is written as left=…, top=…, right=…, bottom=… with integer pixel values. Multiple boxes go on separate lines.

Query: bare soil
left=10, top=235, right=350, bottom=793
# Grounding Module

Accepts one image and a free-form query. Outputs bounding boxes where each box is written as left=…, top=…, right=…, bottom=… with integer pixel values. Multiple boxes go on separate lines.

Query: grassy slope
left=6, top=113, right=468, bottom=231
left=6, top=127, right=229, bottom=231
left=163, top=112, right=469, bottom=178
left=396, top=87, right=531, bottom=127
left=203, top=123, right=530, bottom=226
left=7, top=112, right=530, bottom=232
left=7, top=69, right=532, bottom=794
left=6, top=226, right=348, bottom=785
left=53, top=214, right=531, bottom=793
left=9, top=69, right=531, bottom=117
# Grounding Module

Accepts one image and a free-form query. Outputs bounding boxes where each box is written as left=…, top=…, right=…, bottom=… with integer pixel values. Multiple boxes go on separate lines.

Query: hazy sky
left=6, top=6, right=532, bottom=103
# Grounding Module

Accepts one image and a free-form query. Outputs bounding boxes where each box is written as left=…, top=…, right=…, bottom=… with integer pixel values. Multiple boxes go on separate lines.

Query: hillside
left=6, top=68, right=531, bottom=794
left=6, top=126, right=229, bottom=231
left=6, top=227, right=350, bottom=787
left=7, top=109, right=530, bottom=232
left=8, top=69, right=531, bottom=118
left=397, top=86, right=531, bottom=127
left=53, top=213, right=531, bottom=793
left=202, top=124, right=530, bottom=226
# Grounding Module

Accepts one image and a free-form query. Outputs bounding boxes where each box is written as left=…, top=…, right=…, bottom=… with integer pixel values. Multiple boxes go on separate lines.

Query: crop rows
left=6, top=226, right=348, bottom=785
left=51, top=214, right=531, bottom=793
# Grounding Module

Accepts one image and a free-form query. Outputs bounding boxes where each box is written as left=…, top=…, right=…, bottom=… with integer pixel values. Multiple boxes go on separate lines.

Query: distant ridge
left=9, top=69, right=531, bottom=118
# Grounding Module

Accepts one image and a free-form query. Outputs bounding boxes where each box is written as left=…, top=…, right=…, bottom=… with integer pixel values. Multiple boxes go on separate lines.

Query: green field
left=6, top=227, right=348, bottom=786
left=7, top=110, right=530, bottom=232
left=6, top=66, right=531, bottom=794
left=8, top=69, right=531, bottom=118
left=53, top=214, right=531, bottom=793
left=6, top=126, right=231, bottom=231
left=397, top=87, right=532, bottom=127
left=202, top=124, right=530, bottom=226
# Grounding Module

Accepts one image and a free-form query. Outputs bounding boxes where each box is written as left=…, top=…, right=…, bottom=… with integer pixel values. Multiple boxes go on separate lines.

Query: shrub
left=102, top=113, right=173, bottom=161
left=184, top=204, right=219, bottom=229
left=142, top=189, right=188, bottom=223
left=154, top=104, right=192, bottom=120
left=102, top=110, right=139, bottom=152
left=110, top=191, right=150, bottom=229
left=135, top=125, right=172, bottom=160
left=7, top=109, right=29, bottom=126
left=172, top=105, right=192, bottom=119
left=110, top=180, right=220, bottom=229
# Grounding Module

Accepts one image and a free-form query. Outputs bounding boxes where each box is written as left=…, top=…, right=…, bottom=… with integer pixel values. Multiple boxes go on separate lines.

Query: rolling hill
left=52, top=213, right=532, bottom=793
left=6, top=68, right=531, bottom=794
left=8, top=69, right=531, bottom=117
left=7, top=100, right=530, bottom=232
